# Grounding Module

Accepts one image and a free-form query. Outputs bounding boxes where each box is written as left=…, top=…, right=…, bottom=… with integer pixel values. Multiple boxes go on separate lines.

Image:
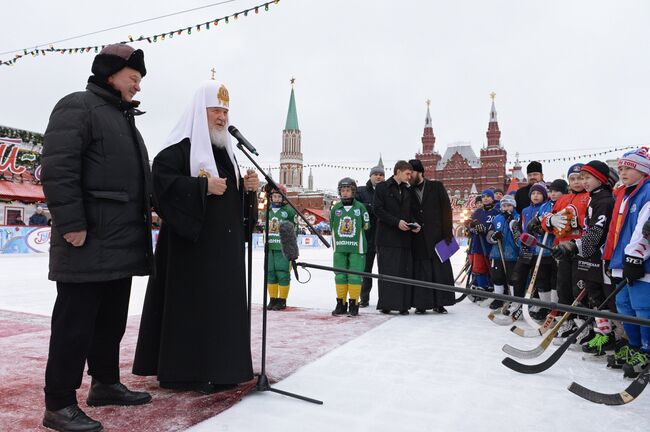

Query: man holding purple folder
left=409, top=159, right=456, bottom=314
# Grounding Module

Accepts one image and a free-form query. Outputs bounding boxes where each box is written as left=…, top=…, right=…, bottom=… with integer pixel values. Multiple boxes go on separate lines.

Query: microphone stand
left=246, top=189, right=255, bottom=335
left=234, top=141, right=327, bottom=405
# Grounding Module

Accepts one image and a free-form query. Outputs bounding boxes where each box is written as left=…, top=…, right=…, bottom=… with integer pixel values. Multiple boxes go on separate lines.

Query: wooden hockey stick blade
left=502, top=310, right=572, bottom=359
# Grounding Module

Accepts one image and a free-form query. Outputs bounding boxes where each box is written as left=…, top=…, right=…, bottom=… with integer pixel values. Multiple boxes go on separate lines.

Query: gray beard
left=209, top=127, right=228, bottom=148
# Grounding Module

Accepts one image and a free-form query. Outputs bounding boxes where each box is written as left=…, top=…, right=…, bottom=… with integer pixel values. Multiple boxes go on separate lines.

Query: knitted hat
left=500, top=194, right=516, bottom=207
left=581, top=160, right=610, bottom=185
left=370, top=165, right=385, bottom=176
left=618, top=147, right=650, bottom=176
left=529, top=182, right=548, bottom=201
left=408, top=159, right=425, bottom=173
left=481, top=189, right=495, bottom=199
left=608, top=167, right=620, bottom=188
left=548, top=178, right=568, bottom=194
left=91, top=44, right=146, bottom=80
left=527, top=161, right=542, bottom=174
left=567, top=163, right=584, bottom=179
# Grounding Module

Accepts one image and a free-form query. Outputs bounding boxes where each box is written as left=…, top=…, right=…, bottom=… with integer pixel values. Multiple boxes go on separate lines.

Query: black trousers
left=556, top=259, right=579, bottom=305
left=511, top=256, right=553, bottom=298
left=44, top=278, right=132, bottom=410
left=376, top=246, right=413, bottom=311
left=360, top=248, right=376, bottom=302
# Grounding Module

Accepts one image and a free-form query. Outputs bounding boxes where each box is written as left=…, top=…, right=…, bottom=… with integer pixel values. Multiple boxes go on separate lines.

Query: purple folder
left=435, top=236, right=460, bottom=263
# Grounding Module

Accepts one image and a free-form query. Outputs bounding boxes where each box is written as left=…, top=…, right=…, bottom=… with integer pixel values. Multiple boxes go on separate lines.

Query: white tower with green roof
left=279, top=78, right=303, bottom=190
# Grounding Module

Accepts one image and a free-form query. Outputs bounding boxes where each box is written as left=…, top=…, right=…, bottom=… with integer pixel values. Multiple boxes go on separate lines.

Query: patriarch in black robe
left=133, top=80, right=259, bottom=392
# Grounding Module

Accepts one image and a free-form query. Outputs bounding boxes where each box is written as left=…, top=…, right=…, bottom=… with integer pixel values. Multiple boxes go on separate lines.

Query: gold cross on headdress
left=210, top=68, right=216, bottom=80
left=290, top=77, right=296, bottom=86
left=490, top=91, right=496, bottom=100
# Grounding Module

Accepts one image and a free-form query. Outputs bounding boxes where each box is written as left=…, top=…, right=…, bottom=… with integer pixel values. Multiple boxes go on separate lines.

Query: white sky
left=1, top=0, right=649, bottom=190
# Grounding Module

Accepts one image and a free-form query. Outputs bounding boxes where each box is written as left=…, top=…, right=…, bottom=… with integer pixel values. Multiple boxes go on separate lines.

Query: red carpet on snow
left=0, top=306, right=390, bottom=431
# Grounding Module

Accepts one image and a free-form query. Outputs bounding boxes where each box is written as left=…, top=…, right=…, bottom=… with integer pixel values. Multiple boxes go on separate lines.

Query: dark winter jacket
left=578, top=186, right=614, bottom=261
left=411, top=179, right=453, bottom=259
left=355, top=179, right=380, bottom=250
left=373, top=176, right=413, bottom=249
left=42, top=80, right=153, bottom=283
left=515, top=184, right=532, bottom=214
left=28, top=213, right=49, bottom=226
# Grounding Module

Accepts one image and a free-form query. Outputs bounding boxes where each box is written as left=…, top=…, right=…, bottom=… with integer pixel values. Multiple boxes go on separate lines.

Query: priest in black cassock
left=408, top=159, right=455, bottom=314
left=132, top=80, right=259, bottom=393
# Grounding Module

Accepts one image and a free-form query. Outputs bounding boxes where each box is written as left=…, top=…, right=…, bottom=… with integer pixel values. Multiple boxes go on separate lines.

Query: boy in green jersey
left=330, top=178, right=370, bottom=316
left=266, top=184, right=297, bottom=310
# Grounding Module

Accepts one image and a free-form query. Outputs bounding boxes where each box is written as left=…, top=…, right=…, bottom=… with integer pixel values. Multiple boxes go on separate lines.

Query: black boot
left=488, top=299, right=504, bottom=310
left=359, top=297, right=369, bottom=308
left=348, top=299, right=359, bottom=317
left=43, top=404, right=103, bottom=432
left=266, top=298, right=278, bottom=310
left=273, top=298, right=287, bottom=311
left=434, top=306, right=448, bottom=314
left=332, top=299, right=346, bottom=316
left=86, top=380, right=151, bottom=407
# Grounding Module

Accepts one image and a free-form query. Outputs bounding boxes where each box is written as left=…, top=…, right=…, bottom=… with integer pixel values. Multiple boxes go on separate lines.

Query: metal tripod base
left=255, top=374, right=323, bottom=405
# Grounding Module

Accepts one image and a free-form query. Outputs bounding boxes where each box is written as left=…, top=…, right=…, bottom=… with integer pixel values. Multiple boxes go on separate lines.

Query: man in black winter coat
left=515, top=161, right=544, bottom=214
left=41, top=44, right=152, bottom=432
left=355, top=164, right=385, bottom=307
left=374, top=160, right=418, bottom=314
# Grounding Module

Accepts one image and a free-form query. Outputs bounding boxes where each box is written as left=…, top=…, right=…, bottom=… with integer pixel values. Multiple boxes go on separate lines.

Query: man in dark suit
left=409, top=159, right=455, bottom=314
left=355, top=165, right=385, bottom=307
left=374, top=160, right=418, bottom=314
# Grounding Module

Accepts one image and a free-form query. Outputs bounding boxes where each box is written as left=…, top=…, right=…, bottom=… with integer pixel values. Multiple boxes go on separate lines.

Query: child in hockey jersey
left=467, top=189, right=500, bottom=299
left=509, top=182, right=554, bottom=315
left=486, top=194, right=520, bottom=310
left=265, top=184, right=297, bottom=311
left=603, top=148, right=650, bottom=377
left=330, top=178, right=370, bottom=317
left=552, top=161, right=616, bottom=355
left=540, top=164, right=590, bottom=308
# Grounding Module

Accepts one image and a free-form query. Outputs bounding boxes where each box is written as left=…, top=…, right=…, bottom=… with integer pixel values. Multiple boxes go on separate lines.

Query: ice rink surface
left=1, top=249, right=648, bottom=432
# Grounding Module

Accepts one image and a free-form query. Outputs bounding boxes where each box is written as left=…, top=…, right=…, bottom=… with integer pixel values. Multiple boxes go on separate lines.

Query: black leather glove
left=551, top=242, right=577, bottom=260
left=475, top=223, right=487, bottom=234
left=527, top=217, right=543, bottom=236
left=643, top=219, right=650, bottom=240
left=492, top=231, right=503, bottom=241
left=504, top=211, right=514, bottom=223
left=623, top=255, right=645, bottom=282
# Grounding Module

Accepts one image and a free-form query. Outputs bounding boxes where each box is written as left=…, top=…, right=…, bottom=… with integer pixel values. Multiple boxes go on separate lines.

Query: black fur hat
left=91, top=44, right=146, bottom=80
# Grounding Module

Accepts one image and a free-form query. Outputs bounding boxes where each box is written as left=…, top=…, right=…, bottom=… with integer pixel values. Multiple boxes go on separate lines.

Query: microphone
left=228, top=125, right=259, bottom=156
left=519, top=233, right=552, bottom=251
left=279, top=221, right=300, bottom=280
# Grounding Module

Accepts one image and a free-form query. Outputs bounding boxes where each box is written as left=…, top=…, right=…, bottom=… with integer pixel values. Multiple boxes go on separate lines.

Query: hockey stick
left=568, top=364, right=650, bottom=405
left=503, top=287, right=588, bottom=358
left=490, top=233, right=548, bottom=326
left=520, top=232, right=549, bottom=329
left=501, top=278, right=628, bottom=374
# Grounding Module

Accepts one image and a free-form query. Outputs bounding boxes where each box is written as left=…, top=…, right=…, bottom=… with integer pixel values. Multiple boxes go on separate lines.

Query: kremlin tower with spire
left=415, top=93, right=508, bottom=198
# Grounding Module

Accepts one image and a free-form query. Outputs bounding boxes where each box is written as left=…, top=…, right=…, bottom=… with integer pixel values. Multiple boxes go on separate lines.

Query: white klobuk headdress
left=163, top=80, right=239, bottom=184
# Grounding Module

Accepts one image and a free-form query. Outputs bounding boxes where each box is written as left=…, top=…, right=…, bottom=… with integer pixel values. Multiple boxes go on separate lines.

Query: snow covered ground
left=1, top=250, right=648, bottom=431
